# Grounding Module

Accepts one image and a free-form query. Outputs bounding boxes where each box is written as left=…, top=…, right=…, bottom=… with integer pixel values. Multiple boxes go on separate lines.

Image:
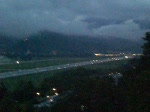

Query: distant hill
left=0, top=34, right=18, bottom=55
left=1, top=31, right=142, bottom=60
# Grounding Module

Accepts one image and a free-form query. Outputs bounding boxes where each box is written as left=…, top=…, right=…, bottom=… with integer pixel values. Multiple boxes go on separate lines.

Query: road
left=0, top=56, right=132, bottom=79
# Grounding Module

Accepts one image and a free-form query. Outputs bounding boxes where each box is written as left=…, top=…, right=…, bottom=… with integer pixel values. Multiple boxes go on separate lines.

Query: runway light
left=16, top=61, right=20, bottom=64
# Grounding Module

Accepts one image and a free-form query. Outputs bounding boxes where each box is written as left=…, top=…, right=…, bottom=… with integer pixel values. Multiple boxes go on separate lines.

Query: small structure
left=109, top=73, right=123, bottom=86
left=34, top=94, right=59, bottom=108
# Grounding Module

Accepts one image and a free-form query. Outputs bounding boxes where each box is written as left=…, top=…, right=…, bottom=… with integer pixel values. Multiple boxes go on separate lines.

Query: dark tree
left=140, top=32, right=150, bottom=69
left=0, top=82, right=7, bottom=101
left=142, top=32, right=150, bottom=57
left=12, top=81, right=36, bottom=102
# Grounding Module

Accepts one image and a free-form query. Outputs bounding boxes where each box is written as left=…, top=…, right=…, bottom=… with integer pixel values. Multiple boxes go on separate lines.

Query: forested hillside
left=1, top=31, right=142, bottom=60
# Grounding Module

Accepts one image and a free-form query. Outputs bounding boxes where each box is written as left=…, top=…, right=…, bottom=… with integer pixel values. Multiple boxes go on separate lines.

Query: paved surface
left=0, top=56, right=132, bottom=79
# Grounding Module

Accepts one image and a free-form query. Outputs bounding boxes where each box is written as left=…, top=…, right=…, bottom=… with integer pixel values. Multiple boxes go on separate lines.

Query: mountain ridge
left=0, top=31, right=142, bottom=60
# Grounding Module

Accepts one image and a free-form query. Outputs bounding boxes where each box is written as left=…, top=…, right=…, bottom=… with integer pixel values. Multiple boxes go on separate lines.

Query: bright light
left=50, top=99, right=53, bottom=102
left=53, top=88, right=56, bottom=91
left=94, top=53, right=101, bottom=56
left=36, top=92, right=40, bottom=96
left=16, top=61, right=20, bottom=64
left=47, top=95, right=50, bottom=98
left=55, top=93, right=59, bottom=95
left=125, top=56, right=128, bottom=58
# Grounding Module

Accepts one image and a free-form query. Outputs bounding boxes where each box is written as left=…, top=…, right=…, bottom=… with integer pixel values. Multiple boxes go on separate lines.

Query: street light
left=53, top=88, right=56, bottom=91
left=55, top=93, right=59, bottom=95
left=50, top=99, right=53, bottom=103
left=46, top=95, right=50, bottom=98
left=36, top=92, right=40, bottom=96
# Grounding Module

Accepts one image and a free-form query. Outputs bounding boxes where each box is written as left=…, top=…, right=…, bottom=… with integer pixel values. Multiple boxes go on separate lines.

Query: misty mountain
left=1, top=31, right=142, bottom=59
left=0, top=34, right=19, bottom=54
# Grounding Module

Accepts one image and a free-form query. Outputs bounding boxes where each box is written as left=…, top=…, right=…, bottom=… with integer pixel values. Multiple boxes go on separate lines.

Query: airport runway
left=0, top=56, right=131, bottom=79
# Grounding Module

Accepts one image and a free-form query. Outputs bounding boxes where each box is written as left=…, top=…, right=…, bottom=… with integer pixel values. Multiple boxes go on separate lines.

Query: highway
left=0, top=56, right=132, bottom=79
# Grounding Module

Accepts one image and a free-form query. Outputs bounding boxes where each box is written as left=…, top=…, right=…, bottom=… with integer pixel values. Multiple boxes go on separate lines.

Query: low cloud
left=92, top=20, right=147, bottom=39
left=0, top=0, right=150, bottom=39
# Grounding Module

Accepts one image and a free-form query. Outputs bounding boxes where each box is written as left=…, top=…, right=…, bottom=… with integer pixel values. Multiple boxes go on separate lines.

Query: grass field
left=0, top=56, right=114, bottom=73
left=85, top=59, right=128, bottom=70
left=2, top=70, right=63, bottom=91
left=1, top=59, right=130, bottom=91
left=0, top=56, right=12, bottom=63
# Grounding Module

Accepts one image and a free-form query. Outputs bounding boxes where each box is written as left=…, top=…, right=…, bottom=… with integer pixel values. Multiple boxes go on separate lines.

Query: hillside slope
left=1, top=31, right=142, bottom=59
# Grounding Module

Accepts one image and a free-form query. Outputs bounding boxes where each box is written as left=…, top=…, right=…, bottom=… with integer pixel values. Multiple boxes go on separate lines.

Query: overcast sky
left=0, top=0, right=150, bottom=39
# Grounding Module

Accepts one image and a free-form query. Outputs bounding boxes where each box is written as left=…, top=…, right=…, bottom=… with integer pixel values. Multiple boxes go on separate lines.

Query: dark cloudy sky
left=0, top=0, right=150, bottom=39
